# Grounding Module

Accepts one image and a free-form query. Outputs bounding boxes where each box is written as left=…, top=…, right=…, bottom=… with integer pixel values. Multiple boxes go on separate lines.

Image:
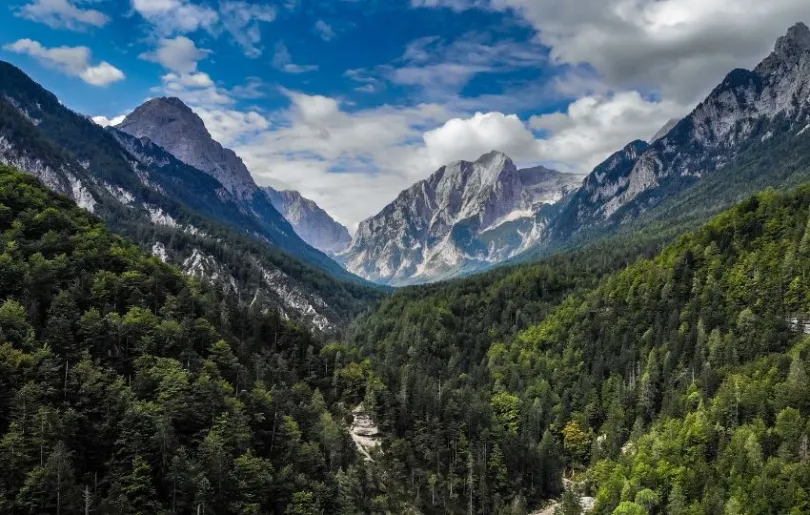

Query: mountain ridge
left=263, top=187, right=352, bottom=255
left=0, top=60, right=381, bottom=331
left=116, top=96, right=359, bottom=281
left=533, top=21, right=810, bottom=254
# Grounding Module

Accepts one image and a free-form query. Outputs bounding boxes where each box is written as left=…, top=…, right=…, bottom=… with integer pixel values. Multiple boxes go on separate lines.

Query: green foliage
left=555, top=489, right=583, bottom=515
left=343, top=176, right=810, bottom=513
left=611, top=502, right=646, bottom=515
left=0, top=166, right=387, bottom=514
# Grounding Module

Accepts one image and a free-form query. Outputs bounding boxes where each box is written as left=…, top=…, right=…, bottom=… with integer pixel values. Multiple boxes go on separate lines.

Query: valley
left=0, top=11, right=810, bottom=515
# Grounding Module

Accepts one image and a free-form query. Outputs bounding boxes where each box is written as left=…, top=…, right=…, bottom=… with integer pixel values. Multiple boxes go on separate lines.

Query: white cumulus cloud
left=130, top=0, right=218, bottom=35
left=92, top=114, right=127, bottom=127
left=230, top=91, right=450, bottom=228
left=530, top=91, right=687, bottom=171
left=4, top=39, right=124, bottom=87
left=194, top=108, right=269, bottom=147
left=16, top=0, right=109, bottom=30
left=157, top=72, right=233, bottom=105
left=139, top=36, right=210, bottom=73
left=423, top=112, right=541, bottom=166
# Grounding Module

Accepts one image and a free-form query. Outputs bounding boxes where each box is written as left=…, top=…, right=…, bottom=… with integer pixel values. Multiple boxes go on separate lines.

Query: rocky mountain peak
left=624, top=139, right=649, bottom=159
left=756, top=22, right=810, bottom=75
left=118, top=97, right=258, bottom=201
left=342, top=150, right=580, bottom=285
left=438, top=151, right=517, bottom=193
left=476, top=149, right=512, bottom=168
left=263, top=187, right=352, bottom=255
left=121, top=97, right=209, bottom=138
left=776, top=22, right=810, bottom=56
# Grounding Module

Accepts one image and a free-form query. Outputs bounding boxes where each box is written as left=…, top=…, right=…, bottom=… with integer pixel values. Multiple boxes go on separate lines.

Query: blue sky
left=2, top=0, right=809, bottom=228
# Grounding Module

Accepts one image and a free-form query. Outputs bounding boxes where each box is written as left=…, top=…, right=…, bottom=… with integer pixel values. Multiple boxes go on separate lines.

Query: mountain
left=0, top=61, right=381, bottom=331
left=116, top=97, right=352, bottom=279
left=544, top=22, right=810, bottom=248
left=263, top=187, right=352, bottom=254
left=118, top=97, right=258, bottom=201
left=340, top=151, right=581, bottom=285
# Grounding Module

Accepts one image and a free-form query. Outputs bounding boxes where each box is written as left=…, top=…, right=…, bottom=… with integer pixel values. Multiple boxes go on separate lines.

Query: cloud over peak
left=139, top=36, right=211, bottom=73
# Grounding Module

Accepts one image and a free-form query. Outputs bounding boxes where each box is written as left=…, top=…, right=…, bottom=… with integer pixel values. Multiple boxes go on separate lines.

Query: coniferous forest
left=344, top=184, right=810, bottom=514
left=4, top=143, right=810, bottom=514
left=0, top=166, right=385, bottom=514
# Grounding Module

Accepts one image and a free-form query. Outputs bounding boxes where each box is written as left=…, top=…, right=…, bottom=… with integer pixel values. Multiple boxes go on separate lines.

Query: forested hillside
left=0, top=165, right=392, bottom=514
left=4, top=153, right=810, bottom=514
left=346, top=183, right=810, bottom=514
left=0, top=63, right=383, bottom=331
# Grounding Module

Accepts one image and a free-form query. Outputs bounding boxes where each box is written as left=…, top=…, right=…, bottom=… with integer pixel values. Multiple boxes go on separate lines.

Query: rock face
left=263, top=187, right=351, bottom=255
left=650, top=118, right=680, bottom=143
left=548, top=22, right=810, bottom=241
left=116, top=97, right=355, bottom=281
left=118, top=97, right=257, bottom=201
left=548, top=140, right=649, bottom=238
left=340, top=151, right=581, bottom=285
left=349, top=404, right=381, bottom=461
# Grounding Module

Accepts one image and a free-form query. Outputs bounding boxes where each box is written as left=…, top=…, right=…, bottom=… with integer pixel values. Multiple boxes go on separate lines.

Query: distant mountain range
left=263, top=187, right=351, bottom=255
left=340, top=21, right=810, bottom=285
left=339, top=151, right=580, bottom=285
left=3, top=22, right=810, bottom=291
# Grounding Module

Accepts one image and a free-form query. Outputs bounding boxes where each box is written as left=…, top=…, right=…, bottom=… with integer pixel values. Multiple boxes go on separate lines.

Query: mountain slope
left=545, top=22, right=810, bottom=248
left=344, top=173, right=810, bottom=513
left=0, top=60, right=381, bottom=331
left=0, top=164, right=393, bottom=514
left=263, top=187, right=352, bottom=254
left=341, top=151, right=581, bottom=285
left=118, top=97, right=259, bottom=202
left=116, top=96, right=352, bottom=280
